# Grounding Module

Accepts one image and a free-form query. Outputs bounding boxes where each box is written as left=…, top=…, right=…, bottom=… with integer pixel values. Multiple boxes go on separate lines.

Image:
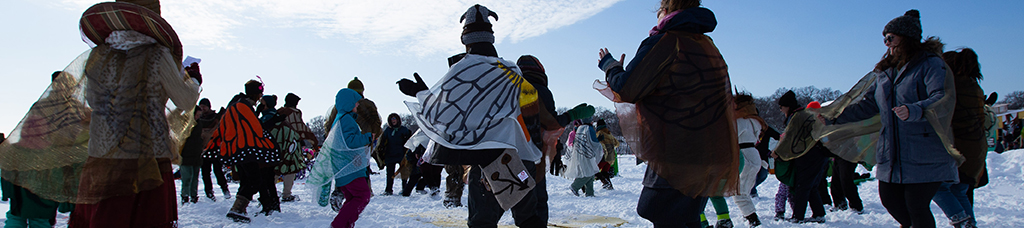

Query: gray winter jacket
left=834, top=52, right=958, bottom=184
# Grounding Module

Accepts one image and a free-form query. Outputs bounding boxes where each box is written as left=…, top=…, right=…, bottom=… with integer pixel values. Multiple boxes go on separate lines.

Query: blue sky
left=2, top=0, right=1022, bottom=133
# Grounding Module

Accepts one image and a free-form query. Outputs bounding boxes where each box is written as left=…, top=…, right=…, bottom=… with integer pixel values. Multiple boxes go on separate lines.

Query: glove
left=397, top=72, right=429, bottom=97
left=185, top=62, right=202, bottom=85
left=566, top=103, right=596, bottom=121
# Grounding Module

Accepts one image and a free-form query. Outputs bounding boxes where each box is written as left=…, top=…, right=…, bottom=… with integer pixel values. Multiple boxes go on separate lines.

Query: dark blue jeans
left=933, top=182, right=974, bottom=224
left=637, top=187, right=708, bottom=228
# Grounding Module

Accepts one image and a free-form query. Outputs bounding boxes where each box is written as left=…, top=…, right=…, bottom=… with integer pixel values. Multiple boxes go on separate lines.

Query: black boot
left=745, top=213, right=761, bottom=227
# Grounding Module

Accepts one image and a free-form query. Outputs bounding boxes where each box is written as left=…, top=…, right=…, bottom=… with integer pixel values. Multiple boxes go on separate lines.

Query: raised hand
left=397, top=72, right=429, bottom=97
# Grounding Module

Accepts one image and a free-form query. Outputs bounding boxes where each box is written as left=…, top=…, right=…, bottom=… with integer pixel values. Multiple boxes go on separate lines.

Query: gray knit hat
left=883, top=9, right=922, bottom=41
left=460, top=4, right=498, bottom=45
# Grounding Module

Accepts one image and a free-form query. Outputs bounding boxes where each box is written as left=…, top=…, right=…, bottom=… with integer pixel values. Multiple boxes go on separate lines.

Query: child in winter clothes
left=320, top=88, right=374, bottom=228
left=564, top=120, right=602, bottom=197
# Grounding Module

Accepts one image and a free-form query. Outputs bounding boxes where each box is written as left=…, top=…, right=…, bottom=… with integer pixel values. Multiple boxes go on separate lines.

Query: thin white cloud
left=61, top=0, right=623, bottom=55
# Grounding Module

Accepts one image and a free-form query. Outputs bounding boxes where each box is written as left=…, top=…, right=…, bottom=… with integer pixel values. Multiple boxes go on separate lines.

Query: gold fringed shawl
left=593, top=31, right=738, bottom=197
left=0, top=51, right=93, bottom=203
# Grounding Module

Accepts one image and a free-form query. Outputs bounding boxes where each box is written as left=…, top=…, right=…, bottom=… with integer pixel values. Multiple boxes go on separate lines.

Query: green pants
left=180, top=165, right=201, bottom=199
left=4, top=212, right=52, bottom=228
left=570, top=176, right=595, bottom=197
left=701, top=196, right=731, bottom=226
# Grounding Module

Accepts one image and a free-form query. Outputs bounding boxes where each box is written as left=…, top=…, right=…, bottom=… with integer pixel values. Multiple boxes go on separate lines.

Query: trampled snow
left=3, top=150, right=1024, bottom=227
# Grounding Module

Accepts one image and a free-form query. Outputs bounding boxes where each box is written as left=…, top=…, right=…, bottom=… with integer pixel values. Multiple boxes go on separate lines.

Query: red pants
left=69, top=171, right=177, bottom=228
left=331, top=177, right=371, bottom=228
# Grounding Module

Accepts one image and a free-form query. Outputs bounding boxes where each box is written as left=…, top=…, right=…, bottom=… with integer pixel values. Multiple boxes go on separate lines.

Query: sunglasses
left=884, top=35, right=896, bottom=44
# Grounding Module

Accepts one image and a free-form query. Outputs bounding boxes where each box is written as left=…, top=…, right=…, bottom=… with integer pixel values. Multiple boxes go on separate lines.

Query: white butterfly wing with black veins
left=414, top=55, right=523, bottom=146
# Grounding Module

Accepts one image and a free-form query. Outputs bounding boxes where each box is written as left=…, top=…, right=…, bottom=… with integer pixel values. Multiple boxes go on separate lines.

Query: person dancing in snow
left=563, top=119, right=603, bottom=197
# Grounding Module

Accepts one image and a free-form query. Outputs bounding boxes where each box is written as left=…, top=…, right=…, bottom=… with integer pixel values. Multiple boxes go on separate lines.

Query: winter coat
left=951, top=68, right=988, bottom=187
left=835, top=51, right=958, bottom=184
left=756, top=127, right=780, bottom=162
left=600, top=7, right=738, bottom=196
left=180, top=110, right=217, bottom=166
left=521, top=68, right=573, bottom=151
left=563, top=125, right=602, bottom=179
left=596, top=129, right=618, bottom=165
left=382, top=123, right=412, bottom=164
left=324, top=88, right=372, bottom=186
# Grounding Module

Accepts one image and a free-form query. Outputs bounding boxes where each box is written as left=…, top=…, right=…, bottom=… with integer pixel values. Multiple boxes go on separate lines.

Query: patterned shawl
left=594, top=30, right=739, bottom=197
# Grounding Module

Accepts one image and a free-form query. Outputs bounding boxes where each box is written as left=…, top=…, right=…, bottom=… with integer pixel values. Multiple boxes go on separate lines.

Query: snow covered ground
left=3, top=150, right=1024, bottom=227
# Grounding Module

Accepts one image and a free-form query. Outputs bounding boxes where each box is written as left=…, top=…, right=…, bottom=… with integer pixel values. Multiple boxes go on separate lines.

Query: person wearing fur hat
left=66, top=0, right=202, bottom=226
left=596, top=0, right=738, bottom=227
left=397, top=5, right=556, bottom=227
left=821, top=9, right=957, bottom=228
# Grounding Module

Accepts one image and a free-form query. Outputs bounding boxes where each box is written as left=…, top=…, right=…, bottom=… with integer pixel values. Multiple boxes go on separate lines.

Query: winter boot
left=281, top=194, right=299, bottom=202
left=773, top=212, right=785, bottom=221
left=330, top=188, right=345, bottom=212
left=226, top=195, right=251, bottom=223
left=831, top=201, right=849, bottom=212
left=223, top=189, right=232, bottom=199
left=191, top=196, right=199, bottom=203
left=714, top=219, right=733, bottom=228
left=950, top=215, right=973, bottom=228
left=207, top=192, right=217, bottom=202
left=744, top=213, right=761, bottom=227
left=443, top=196, right=463, bottom=208
left=257, top=195, right=281, bottom=216
left=428, top=187, right=442, bottom=200
left=181, top=195, right=190, bottom=205
left=602, top=182, right=614, bottom=190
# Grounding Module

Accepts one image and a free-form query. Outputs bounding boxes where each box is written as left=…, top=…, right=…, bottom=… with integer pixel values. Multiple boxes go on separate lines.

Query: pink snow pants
left=332, top=177, right=371, bottom=228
